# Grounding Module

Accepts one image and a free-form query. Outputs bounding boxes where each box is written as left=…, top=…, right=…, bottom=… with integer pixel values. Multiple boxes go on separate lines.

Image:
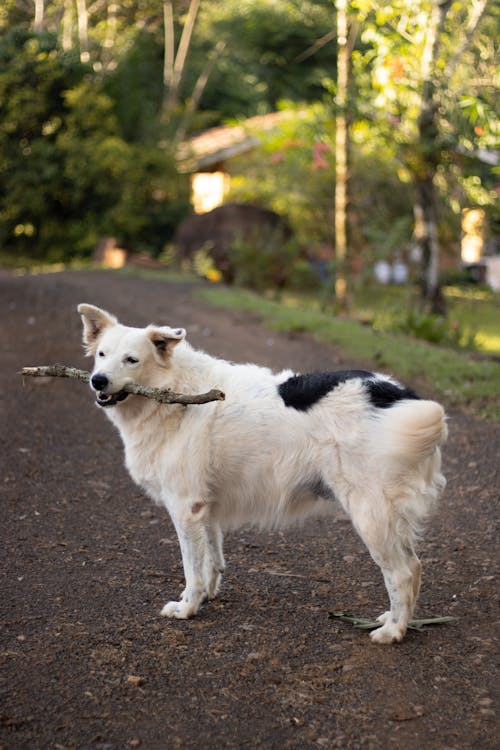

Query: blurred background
left=0, top=0, right=498, bottom=352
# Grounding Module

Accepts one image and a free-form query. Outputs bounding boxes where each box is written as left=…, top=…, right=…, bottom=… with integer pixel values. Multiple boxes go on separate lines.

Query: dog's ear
left=147, top=326, right=186, bottom=364
left=78, top=304, right=118, bottom=356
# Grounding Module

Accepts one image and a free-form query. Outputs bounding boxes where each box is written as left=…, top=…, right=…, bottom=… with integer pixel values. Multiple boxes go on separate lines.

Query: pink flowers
left=311, top=142, right=330, bottom=170
left=269, top=140, right=331, bottom=170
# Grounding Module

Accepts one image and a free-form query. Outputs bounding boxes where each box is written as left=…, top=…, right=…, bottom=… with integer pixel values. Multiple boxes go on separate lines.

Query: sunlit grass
left=277, top=283, right=500, bottom=355
left=0, top=255, right=94, bottom=276
left=356, top=284, right=500, bottom=354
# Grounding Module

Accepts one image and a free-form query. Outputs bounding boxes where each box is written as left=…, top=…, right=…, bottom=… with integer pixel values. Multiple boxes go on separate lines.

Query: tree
left=352, top=0, right=495, bottom=314
left=162, top=0, right=201, bottom=113
left=0, top=28, right=190, bottom=260
left=334, top=0, right=348, bottom=308
left=413, top=0, right=452, bottom=315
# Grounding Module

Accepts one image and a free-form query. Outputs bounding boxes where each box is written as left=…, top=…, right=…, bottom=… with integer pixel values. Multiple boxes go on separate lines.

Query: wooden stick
left=20, top=365, right=225, bottom=405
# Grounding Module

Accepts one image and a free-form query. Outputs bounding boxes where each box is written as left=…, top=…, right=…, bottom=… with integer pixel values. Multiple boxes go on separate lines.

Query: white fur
left=78, top=304, right=447, bottom=644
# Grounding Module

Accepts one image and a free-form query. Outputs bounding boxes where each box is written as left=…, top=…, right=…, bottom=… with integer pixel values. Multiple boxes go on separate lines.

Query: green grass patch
left=0, top=253, right=95, bottom=275
left=280, top=283, right=500, bottom=355
left=199, top=285, right=500, bottom=421
left=444, top=286, right=500, bottom=354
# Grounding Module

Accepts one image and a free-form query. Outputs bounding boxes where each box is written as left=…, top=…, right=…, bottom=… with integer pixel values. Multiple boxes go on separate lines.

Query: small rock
left=126, top=675, right=143, bottom=687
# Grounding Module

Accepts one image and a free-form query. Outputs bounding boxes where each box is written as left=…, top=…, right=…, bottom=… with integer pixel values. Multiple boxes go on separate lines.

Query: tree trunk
left=103, top=1, right=118, bottom=68
left=163, top=0, right=201, bottom=113
left=76, top=0, right=90, bottom=64
left=33, top=0, right=44, bottom=33
left=414, top=177, right=446, bottom=315
left=334, top=0, right=349, bottom=309
left=414, top=0, right=451, bottom=315
left=176, top=40, right=227, bottom=141
left=163, top=1, right=175, bottom=97
left=62, top=0, right=73, bottom=51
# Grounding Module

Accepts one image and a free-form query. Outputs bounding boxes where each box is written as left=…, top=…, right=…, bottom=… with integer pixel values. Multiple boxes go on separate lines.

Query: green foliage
left=103, top=29, right=164, bottom=143
left=230, top=230, right=311, bottom=294
left=352, top=282, right=498, bottom=354
left=394, top=309, right=470, bottom=348
left=227, top=104, right=334, bottom=247
left=0, top=0, right=497, bottom=278
left=228, top=104, right=416, bottom=264
left=0, top=28, right=190, bottom=261
left=352, top=0, right=498, bottom=229
left=192, top=0, right=336, bottom=120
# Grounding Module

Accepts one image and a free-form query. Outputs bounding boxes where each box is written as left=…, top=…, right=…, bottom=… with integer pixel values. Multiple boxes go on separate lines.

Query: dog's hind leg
left=375, top=551, right=421, bottom=628
left=161, top=504, right=209, bottom=619
left=348, top=497, right=418, bottom=644
left=370, top=556, right=416, bottom=644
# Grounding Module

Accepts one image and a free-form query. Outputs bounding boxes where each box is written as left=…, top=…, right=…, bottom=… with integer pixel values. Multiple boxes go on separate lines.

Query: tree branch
left=294, top=30, right=335, bottom=64
left=175, top=39, right=227, bottom=141
left=165, top=0, right=201, bottom=110
left=444, top=0, right=489, bottom=81
left=20, top=365, right=225, bottom=406
left=163, top=1, right=175, bottom=92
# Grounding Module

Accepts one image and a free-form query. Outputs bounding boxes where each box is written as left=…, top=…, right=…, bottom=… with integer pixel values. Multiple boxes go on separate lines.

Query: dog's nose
left=91, top=373, right=109, bottom=391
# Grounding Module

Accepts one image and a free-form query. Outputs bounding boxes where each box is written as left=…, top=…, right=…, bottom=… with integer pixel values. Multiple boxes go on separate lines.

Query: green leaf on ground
left=329, top=611, right=459, bottom=631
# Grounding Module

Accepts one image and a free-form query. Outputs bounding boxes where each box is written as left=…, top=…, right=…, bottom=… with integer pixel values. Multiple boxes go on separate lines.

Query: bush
left=395, top=309, right=475, bottom=348
left=230, top=230, right=308, bottom=294
left=0, top=28, right=191, bottom=262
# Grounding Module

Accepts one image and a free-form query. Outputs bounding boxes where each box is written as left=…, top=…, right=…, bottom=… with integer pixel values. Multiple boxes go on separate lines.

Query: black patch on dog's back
left=366, top=380, right=419, bottom=409
left=278, top=370, right=372, bottom=412
left=278, top=370, right=420, bottom=411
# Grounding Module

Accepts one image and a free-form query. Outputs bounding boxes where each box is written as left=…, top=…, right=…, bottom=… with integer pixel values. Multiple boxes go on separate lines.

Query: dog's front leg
left=204, top=521, right=225, bottom=599
left=161, top=506, right=207, bottom=620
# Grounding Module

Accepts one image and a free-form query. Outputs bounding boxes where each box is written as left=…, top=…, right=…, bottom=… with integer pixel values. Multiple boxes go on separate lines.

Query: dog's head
left=78, top=304, right=185, bottom=408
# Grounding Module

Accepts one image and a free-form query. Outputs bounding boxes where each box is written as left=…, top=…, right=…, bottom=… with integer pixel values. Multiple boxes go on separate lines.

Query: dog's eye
left=125, top=356, right=139, bottom=365
left=98, top=351, right=105, bottom=358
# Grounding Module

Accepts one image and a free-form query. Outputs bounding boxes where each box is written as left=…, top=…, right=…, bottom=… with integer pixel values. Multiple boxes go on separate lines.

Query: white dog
left=78, top=303, right=447, bottom=644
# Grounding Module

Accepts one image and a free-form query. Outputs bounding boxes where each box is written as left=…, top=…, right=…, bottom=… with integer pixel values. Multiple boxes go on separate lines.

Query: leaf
left=328, top=611, right=458, bottom=632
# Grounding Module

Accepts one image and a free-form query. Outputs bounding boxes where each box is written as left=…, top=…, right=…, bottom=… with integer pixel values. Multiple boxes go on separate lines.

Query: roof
left=177, top=111, right=299, bottom=172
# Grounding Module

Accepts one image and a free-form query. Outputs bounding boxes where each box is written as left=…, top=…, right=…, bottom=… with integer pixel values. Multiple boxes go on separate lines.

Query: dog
left=78, top=303, right=447, bottom=644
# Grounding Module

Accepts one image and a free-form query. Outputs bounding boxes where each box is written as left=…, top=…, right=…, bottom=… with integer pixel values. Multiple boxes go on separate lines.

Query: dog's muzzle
left=91, top=373, right=129, bottom=408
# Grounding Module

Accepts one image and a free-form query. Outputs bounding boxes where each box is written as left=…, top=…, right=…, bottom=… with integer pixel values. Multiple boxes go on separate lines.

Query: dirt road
left=1, top=271, right=498, bottom=749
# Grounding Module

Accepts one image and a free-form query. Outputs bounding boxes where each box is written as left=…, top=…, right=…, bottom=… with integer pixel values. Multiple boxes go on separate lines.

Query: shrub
left=230, top=230, right=307, bottom=294
left=396, top=309, right=476, bottom=348
left=0, top=28, right=191, bottom=262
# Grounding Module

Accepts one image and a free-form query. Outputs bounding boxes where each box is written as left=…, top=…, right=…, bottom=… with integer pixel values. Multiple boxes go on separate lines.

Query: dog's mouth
left=96, top=390, right=129, bottom=408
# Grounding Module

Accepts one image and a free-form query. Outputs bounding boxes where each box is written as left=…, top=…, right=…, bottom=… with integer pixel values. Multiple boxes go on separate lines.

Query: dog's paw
left=160, top=600, right=196, bottom=619
left=369, top=621, right=405, bottom=645
left=376, top=610, right=391, bottom=625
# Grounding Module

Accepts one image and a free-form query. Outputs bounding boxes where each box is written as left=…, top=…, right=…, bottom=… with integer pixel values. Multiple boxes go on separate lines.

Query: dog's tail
left=369, top=399, right=447, bottom=542
left=373, top=398, right=447, bottom=468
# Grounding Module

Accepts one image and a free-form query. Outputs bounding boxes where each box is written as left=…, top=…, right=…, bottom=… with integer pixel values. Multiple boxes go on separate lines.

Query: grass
left=348, top=284, right=500, bottom=355
left=444, top=286, right=500, bottom=353
left=198, top=285, right=500, bottom=421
